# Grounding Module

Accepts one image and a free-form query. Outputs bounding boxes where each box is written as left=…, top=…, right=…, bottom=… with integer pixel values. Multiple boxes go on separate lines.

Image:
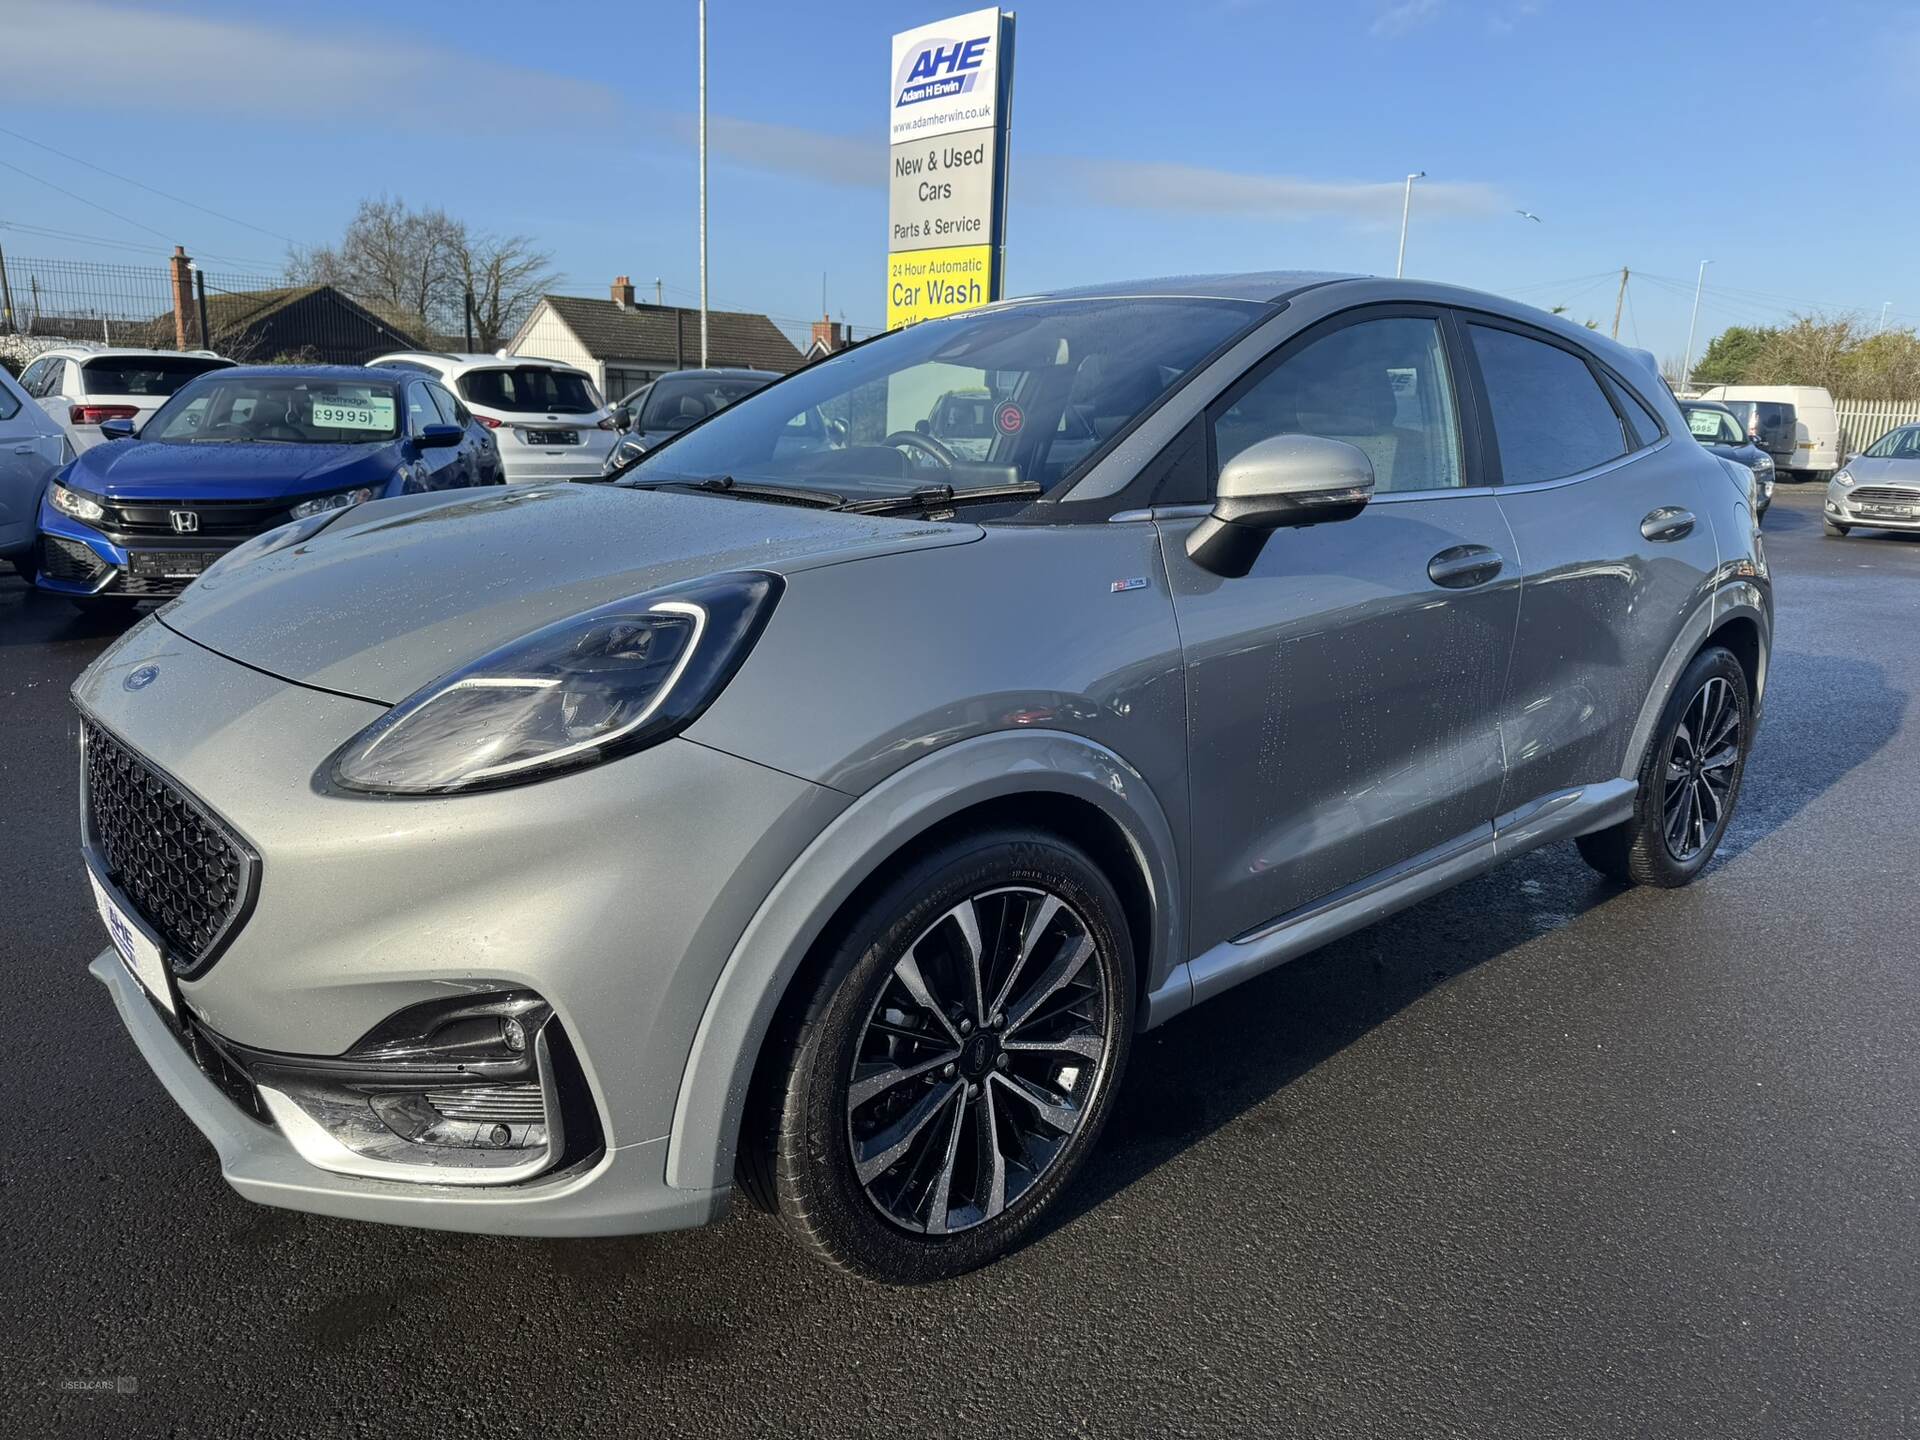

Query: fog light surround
left=236, top=990, right=578, bottom=1186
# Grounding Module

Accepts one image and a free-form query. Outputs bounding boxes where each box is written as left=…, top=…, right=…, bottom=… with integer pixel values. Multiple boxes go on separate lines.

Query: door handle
left=1641, top=506, right=1696, bottom=542
left=11, top=445, right=34, bottom=455
left=1427, top=544, right=1504, bottom=589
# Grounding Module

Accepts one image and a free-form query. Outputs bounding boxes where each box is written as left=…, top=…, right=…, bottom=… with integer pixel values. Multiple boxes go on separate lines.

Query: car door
left=1158, top=308, right=1520, bottom=950
left=1464, top=318, right=1722, bottom=814
left=402, top=381, right=458, bottom=491
left=0, top=365, right=66, bottom=557
left=425, top=382, right=477, bottom=487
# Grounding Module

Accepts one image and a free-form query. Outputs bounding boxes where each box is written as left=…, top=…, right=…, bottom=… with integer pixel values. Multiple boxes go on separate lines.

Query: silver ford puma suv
left=75, top=273, right=1770, bottom=1283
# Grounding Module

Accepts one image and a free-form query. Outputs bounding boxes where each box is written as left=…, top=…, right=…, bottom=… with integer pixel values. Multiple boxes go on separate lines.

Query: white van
left=1698, top=384, right=1838, bottom=480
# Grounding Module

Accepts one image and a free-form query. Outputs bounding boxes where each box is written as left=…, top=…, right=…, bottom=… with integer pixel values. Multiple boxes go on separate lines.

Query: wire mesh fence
left=0, top=253, right=466, bottom=367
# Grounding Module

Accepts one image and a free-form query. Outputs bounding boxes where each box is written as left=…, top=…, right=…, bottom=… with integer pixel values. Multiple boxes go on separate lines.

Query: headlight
left=1834, top=469, right=1855, bottom=487
left=49, top=482, right=106, bottom=522
left=328, top=571, right=783, bottom=794
left=291, top=486, right=376, bottom=519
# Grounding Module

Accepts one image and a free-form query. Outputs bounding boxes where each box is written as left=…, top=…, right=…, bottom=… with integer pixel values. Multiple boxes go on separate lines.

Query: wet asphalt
left=3, top=483, right=1917, bottom=1439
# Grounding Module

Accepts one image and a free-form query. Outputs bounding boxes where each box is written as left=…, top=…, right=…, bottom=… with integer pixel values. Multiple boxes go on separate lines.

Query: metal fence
left=1835, top=399, right=1920, bottom=458
left=0, top=253, right=462, bottom=367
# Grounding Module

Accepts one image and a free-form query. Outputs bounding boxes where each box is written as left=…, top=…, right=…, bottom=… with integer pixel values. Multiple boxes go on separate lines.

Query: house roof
left=537, top=295, right=803, bottom=373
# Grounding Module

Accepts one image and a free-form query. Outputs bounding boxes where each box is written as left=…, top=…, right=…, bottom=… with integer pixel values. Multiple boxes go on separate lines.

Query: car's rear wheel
left=747, top=829, right=1135, bottom=1283
left=1577, top=646, right=1751, bottom=888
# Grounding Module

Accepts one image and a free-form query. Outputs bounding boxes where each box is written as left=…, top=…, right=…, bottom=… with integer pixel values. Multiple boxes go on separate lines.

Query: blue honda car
left=35, top=365, right=500, bottom=613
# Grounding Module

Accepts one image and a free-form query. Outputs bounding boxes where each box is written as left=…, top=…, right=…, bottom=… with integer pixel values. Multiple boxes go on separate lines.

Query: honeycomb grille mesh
left=83, top=719, right=251, bottom=971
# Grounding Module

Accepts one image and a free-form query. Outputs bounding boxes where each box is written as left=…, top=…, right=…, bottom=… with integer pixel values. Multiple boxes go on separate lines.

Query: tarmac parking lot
left=4, top=481, right=1917, bottom=1439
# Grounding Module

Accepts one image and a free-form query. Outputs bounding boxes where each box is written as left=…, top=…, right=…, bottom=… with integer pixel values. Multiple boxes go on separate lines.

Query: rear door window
left=1469, top=325, right=1629, bottom=483
left=459, top=367, right=599, bottom=415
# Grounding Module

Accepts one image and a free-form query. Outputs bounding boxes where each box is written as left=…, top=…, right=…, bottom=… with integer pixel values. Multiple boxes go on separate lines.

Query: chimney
left=169, top=246, right=195, bottom=351
left=810, top=314, right=845, bottom=354
left=611, top=275, right=636, bottom=309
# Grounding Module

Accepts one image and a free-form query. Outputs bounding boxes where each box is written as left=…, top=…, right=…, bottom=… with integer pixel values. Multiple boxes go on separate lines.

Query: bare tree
left=461, top=231, right=557, bottom=351
left=290, top=197, right=551, bottom=346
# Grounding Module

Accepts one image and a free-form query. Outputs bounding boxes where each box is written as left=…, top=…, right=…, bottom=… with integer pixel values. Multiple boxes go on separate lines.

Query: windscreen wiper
left=621, top=475, right=845, bottom=508
left=837, top=481, right=1043, bottom=516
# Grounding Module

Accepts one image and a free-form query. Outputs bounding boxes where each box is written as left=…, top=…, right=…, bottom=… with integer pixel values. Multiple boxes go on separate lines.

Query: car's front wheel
left=1577, top=646, right=1752, bottom=887
left=746, top=828, right=1135, bottom=1283
left=1824, top=521, right=1850, bottom=537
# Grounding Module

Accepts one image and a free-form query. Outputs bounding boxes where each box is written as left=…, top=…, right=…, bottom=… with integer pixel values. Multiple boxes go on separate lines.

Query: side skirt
left=1141, top=778, right=1635, bottom=1027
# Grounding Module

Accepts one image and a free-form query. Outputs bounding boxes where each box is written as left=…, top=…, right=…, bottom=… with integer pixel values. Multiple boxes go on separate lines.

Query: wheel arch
left=1622, top=580, right=1771, bottom=782
left=663, top=728, right=1183, bottom=1194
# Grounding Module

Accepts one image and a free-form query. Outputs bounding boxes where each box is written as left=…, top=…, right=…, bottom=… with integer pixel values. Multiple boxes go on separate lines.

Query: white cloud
left=1371, top=0, right=1444, bottom=38
left=656, top=112, right=877, bottom=189
left=1, top=1, right=618, bottom=126
left=1032, top=158, right=1505, bottom=222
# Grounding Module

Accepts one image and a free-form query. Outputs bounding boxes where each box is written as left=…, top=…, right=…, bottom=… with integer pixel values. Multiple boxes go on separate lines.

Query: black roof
left=540, top=295, right=803, bottom=373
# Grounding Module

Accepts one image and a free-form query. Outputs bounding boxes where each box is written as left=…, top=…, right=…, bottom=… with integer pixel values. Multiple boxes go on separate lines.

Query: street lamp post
left=1395, top=171, right=1425, bottom=279
left=1680, top=259, right=1712, bottom=394
left=698, top=0, right=709, bottom=367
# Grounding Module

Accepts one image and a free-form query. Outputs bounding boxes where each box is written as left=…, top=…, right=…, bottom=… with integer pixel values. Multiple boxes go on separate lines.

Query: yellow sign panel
left=886, top=244, right=992, bottom=330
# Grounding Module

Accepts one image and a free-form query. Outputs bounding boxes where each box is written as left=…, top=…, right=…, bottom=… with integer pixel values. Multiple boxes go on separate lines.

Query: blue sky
left=2, top=0, right=1915, bottom=361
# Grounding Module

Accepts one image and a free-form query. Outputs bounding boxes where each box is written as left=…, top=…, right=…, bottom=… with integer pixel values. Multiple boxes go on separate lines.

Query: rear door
left=1161, top=307, right=1520, bottom=949
left=1467, top=318, right=1721, bottom=812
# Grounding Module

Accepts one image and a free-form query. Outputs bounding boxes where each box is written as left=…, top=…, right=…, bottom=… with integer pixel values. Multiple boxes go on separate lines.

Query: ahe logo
left=895, top=34, right=989, bottom=108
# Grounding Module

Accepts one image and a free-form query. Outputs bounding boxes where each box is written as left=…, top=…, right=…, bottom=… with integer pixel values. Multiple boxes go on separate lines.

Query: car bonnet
left=158, top=483, right=982, bottom=704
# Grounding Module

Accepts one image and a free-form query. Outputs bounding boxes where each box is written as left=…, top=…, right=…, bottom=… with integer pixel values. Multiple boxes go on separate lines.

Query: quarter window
left=1607, top=375, right=1664, bottom=449
left=18, top=358, right=50, bottom=396
left=1469, top=325, right=1629, bottom=482
left=1214, top=316, right=1464, bottom=493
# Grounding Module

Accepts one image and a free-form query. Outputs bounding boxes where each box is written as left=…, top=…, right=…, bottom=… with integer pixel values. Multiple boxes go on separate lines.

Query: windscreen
left=617, top=297, right=1263, bottom=501
left=83, top=355, right=231, bottom=397
left=1865, top=427, right=1920, bottom=459
left=146, top=375, right=400, bottom=444
left=460, top=367, right=600, bottom=415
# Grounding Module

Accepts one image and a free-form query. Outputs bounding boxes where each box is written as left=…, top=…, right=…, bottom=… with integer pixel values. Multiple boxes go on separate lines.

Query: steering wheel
left=882, top=430, right=958, bottom=469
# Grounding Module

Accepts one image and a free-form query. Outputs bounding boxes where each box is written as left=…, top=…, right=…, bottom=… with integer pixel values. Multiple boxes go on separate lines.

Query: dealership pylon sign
left=886, top=7, right=1015, bottom=330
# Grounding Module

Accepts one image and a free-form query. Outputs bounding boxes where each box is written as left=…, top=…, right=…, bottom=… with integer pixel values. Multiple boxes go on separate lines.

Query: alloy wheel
left=1662, top=675, right=1742, bottom=862
left=846, top=886, right=1111, bottom=1235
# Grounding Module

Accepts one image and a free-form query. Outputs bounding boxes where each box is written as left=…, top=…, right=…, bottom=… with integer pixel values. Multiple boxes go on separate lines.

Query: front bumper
left=1827, top=486, right=1920, bottom=530
left=76, top=617, right=849, bottom=1233
left=94, top=953, right=724, bottom=1235
left=35, top=508, right=242, bottom=598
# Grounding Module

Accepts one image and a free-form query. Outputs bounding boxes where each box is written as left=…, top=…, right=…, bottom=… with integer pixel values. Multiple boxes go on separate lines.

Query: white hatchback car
left=369, top=353, right=617, bottom=483
left=16, top=345, right=234, bottom=454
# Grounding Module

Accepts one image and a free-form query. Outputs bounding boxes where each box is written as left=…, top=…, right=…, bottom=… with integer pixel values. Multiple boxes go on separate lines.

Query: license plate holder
left=88, top=869, right=177, bottom=1017
left=1859, top=503, right=1916, bottom=518
left=129, top=549, right=221, bottom=579
left=522, top=428, right=580, bottom=447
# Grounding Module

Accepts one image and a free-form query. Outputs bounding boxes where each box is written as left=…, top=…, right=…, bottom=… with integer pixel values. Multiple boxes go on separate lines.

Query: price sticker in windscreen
left=312, top=394, right=396, bottom=431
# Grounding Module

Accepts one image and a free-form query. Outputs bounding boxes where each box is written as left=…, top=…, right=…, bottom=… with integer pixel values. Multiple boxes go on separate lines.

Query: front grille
left=43, top=536, right=106, bottom=583
left=82, top=718, right=254, bottom=974
left=1849, top=486, right=1920, bottom=507
left=100, top=496, right=297, bottom=539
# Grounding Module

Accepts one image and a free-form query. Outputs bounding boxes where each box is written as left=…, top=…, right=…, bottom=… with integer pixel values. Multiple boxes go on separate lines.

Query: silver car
left=1826, top=425, right=1920, bottom=536
left=75, top=273, right=1770, bottom=1283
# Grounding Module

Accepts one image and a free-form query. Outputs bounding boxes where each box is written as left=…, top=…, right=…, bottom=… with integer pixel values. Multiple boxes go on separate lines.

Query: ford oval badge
left=124, top=665, right=160, bottom=692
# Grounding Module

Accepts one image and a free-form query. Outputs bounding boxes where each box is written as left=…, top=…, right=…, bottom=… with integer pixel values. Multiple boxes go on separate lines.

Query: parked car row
left=1677, top=399, right=1774, bottom=518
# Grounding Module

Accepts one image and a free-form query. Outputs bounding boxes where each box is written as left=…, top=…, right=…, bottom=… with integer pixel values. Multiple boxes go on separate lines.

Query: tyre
left=747, top=828, right=1136, bottom=1283
left=1577, top=646, right=1751, bottom=887
left=1824, top=521, right=1850, bottom=537
left=9, top=544, right=37, bottom=583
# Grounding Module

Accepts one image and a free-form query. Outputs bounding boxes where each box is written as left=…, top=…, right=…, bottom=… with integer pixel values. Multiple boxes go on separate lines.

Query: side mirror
left=416, top=423, right=463, bottom=450
left=98, top=417, right=136, bottom=441
left=1186, top=434, right=1375, bottom=578
left=611, top=405, right=634, bottom=432
left=914, top=418, right=932, bottom=435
